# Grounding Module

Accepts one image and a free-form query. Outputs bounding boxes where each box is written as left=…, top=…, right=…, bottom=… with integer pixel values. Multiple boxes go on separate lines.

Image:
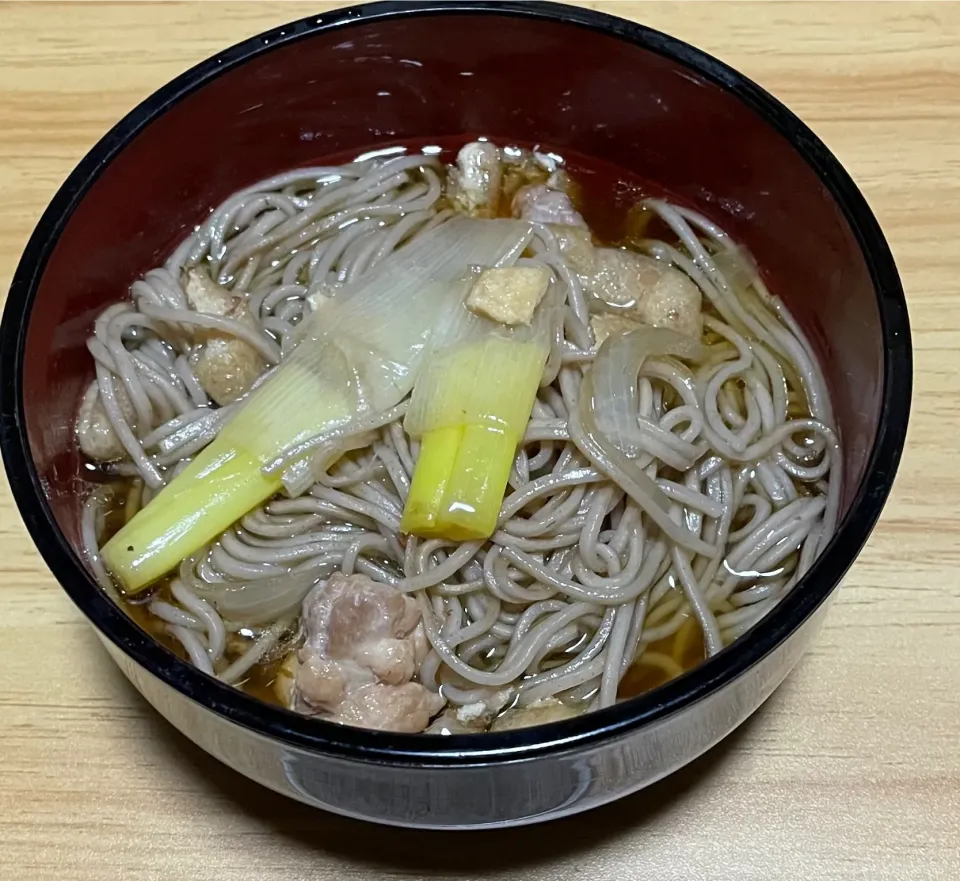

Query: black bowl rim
left=0, top=0, right=911, bottom=766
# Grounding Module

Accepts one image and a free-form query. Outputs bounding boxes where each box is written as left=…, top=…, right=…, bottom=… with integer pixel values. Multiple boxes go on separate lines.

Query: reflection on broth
left=78, top=138, right=840, bottom=734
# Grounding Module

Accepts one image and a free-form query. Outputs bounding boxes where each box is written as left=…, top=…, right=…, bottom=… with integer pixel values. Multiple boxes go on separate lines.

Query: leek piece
left=103, top=216, right=533, bottom=593
left=103, top=363, right=351, bottom=591
left=401, top=286, right=556, bottom=541
left=402, top=425, right=464, bottom=537
left=440, top=424, right=517, bottom=540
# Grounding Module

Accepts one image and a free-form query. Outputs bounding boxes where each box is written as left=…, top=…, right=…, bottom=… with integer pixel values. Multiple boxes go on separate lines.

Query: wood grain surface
left=1, top=2, right=957, bottom=879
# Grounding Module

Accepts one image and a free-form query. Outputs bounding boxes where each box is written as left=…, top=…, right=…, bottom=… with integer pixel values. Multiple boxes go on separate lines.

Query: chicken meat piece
left=512, top=183, right=587, bottom=228
left=183, top=267, right=266, bottom=405
left=466, top=265, right=552, bottom=326
left=293, top=573, right=443, bottom=732
left=296, top=654, right=371, bottom=709
left=508, top=176, right=701, bottom=343
left=303, top=572, right=422, bottom=683
left=551, top=224, right=597, bottom=276
left=334, top=682, right=445, bottom=733
left=76, top=379, right=137, bottom=462
left=583, top=249, right=702, bottom=340
left=489, top=697, right=580, bottom=732
left=447, top=141, right=502, bottom=218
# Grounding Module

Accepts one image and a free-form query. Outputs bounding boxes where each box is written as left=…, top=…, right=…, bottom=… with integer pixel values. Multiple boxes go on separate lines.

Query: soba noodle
left=78, top=144, right=840, bottom=731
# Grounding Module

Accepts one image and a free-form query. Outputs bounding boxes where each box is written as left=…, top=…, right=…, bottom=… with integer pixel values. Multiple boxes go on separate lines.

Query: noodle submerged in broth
left=78, top=140, right=840, bottom=734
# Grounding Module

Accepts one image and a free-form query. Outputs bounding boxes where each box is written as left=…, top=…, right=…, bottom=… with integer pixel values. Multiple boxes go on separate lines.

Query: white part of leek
left=261, top=215, right=534, bottom=465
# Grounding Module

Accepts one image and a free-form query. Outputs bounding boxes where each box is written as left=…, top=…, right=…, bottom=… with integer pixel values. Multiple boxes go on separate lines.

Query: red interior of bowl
left=20, top=11, right=883, bottom=551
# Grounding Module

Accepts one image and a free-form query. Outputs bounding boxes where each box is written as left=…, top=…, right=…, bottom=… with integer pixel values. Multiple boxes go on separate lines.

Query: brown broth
left=241, top=657, right=285, bottom=706
left=618, top=617, right=706, bottom=699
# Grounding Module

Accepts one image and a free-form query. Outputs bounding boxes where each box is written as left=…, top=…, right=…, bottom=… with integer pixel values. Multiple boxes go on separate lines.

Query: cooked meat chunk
left=183, top=267, right=266, bottom=405
left=511, top=186, right=701, bottom=343
left=512, top=183, right=586, bottom=228
left=296, top=655, right=371, bottom=708
left=76, top=379, right=136, bottom=462
left=447, top=141, right=502, bottom=218
left=306, top=572, right=420, bottom=681
left=583, top=249, right=702, bottom=339
left=293, top=573, right=443, bottom=732
left=334, top=682, right=444, bottom=733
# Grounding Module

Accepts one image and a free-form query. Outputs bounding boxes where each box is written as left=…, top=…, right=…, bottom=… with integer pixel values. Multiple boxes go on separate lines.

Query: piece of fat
left=306, top=280, right=343, bottom=313
left=489, top=697, right=580, bottom=731
left=307, top=291, right=333, bottom=312
left=466, top=265, right=552, bottom=326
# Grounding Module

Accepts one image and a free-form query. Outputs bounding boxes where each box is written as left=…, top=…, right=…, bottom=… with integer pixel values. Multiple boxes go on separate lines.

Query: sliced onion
left=591, top=326, right=702, bottom=457
left=571, top=376, right=715, bottom=558
left=191, top=558, right=337, bottom=624
left=570, top=329, right=716, bottom=559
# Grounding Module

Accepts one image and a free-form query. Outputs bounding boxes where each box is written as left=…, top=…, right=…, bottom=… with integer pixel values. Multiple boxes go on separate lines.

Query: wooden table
left=1, top=2, right=957, bottom=879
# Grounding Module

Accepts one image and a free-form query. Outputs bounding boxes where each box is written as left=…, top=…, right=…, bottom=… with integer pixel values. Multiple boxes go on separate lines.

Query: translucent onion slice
left=590, top=326, right=703, bottom=458
left=189, top=557, right=337, bottom=625
left=570, top=327, right=715, bottom=558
